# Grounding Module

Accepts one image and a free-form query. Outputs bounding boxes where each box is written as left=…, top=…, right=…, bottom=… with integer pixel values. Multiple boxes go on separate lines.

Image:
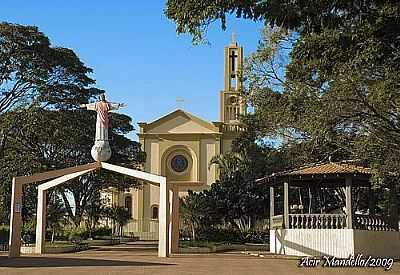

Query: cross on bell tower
left=229, top=50, right=238, bottom=78
left=231, top=32, right=237, bottom=45
left=220, top=34, right=246, bottom=124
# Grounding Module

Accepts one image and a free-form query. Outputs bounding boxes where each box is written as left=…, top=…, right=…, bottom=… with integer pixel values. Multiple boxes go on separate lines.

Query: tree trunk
left=228, top=218, right=241, bottom=234
left=191, top=220, right=196, bottom=241
left=51, top=228, right=55, bottom=243
left=0, top=130, right=6, bottom=158
left=61, top=192, right=78, bottom=226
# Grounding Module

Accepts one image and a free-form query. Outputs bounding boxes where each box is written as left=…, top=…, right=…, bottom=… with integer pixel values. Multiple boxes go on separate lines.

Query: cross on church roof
left=176, top=97, right=184, bottom=109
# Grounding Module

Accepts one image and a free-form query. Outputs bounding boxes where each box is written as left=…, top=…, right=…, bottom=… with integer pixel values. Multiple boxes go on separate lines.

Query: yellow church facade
left=107, top=40, right=246, bottom=239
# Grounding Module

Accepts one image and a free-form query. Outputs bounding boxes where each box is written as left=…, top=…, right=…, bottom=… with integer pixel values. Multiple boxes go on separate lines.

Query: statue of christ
left=80, top=94, right=126, bottom=161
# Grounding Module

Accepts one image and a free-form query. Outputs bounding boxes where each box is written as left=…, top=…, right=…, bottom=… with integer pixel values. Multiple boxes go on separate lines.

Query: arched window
left=151, top=205, right=159, bottom=219
left=124, top=196, right=132, bottom=218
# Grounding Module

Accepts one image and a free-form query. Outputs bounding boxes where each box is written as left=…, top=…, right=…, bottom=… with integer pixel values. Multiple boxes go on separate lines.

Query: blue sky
left=1, top=1, right=263, bottom=140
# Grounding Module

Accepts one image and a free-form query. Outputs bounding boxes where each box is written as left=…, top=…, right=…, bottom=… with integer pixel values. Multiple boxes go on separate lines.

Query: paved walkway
left=0, top=245, right=398, bottom=275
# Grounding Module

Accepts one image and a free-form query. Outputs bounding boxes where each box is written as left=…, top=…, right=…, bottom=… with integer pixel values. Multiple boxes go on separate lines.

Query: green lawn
left=44, top=239, right=118, bottom=248
left=45, top=241, right=75, bottom=248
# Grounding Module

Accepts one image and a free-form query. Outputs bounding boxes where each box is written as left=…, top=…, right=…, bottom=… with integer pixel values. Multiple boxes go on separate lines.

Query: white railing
left=221, top=124, right=245, bottom=132
left=123, top=218, right=159, bottom=240
left=289, top=214, right=347, bottom=229
left=354, top=214, right=395, bottom=231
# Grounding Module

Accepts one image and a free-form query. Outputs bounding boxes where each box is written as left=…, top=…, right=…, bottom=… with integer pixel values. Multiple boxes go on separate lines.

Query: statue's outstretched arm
left=109, top=103, right=127, bottom=110
left=84, top=103, right=96, bottom=110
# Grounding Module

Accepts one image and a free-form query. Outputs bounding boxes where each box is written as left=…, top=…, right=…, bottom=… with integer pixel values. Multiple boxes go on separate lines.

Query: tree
left=0, top=22, right=139, bottom=229
left=166, top=0, right=400, bottom=225
left=208, top=152, right=244, bottom=180
left=0, top=22, right=103, bottom=164
left=46, top=192, right=67, bottom=243
left=0, top=22, right=99, bottom=114
left=166, top=0, right=400, bottom=165
left=204, top=125, right=274, bottom=233
left=84, top=191, right=108, bottom=239
left=109, top=206, right=130, bottom=237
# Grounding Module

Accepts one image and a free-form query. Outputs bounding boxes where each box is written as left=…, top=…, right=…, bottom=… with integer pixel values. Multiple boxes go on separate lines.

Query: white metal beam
left=101, top=162, right=164, bottom=184
left=16, top=162, right=100, bottom=185
left=38, top=169, right=95, bottom=191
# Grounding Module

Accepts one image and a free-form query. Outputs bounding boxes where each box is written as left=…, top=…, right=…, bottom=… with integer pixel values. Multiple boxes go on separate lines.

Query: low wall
left=180, top=243, right=269, bottom=254
left=127, top=231, right=158, bottom=241
left=21, top=245, right=76, bottom=254
left=270, top=229, right=400, bottom=258
left=270, top=229, right=354, bottom=258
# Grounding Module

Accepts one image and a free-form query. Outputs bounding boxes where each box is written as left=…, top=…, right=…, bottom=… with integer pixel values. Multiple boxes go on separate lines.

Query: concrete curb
left=241, top=251, right=299, bottom=260
left=180, top=243, right=269, bottom=254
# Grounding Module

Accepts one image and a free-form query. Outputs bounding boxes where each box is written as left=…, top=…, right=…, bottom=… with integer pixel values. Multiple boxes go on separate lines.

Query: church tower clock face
left=170, top=154, right=189, bottom=173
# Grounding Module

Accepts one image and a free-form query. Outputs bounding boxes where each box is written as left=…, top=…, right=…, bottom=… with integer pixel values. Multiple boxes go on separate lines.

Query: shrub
left=21, top=221, right=36, bottom=245
left=197, top=227, right=242, bottom=243
left=0, top=226, right=9, bottom=244
left=196, top=227, right=269, bottom=244
left=67, top=227, right=88, bottom=244
left=242, top=230, right=269, bottom=244
left=93, top=226, right=112, bottom=238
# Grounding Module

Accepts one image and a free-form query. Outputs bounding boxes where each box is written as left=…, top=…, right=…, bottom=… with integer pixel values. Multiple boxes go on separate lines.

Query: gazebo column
left=345, top=176, right=353, bottom=229
left=269, top=186, right=274, bottom=227
left=283, top=182, right=289, bottom=229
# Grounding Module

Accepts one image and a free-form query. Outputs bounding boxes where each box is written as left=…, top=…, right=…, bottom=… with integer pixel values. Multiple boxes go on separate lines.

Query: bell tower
left=220, top=34, right=246, bottom=124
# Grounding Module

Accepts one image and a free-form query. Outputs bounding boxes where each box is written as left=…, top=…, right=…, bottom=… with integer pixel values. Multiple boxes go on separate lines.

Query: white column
left=35, top=188, right=47, bottom=254
left=345, top=176, right=353, bottom=229
left=270, top=186, right=274, bottom=228
left=158, top=177, right=169, bottom=257
left=283, top=182, right=289, bottom=229
left=8, top=178, right=22, bottom=258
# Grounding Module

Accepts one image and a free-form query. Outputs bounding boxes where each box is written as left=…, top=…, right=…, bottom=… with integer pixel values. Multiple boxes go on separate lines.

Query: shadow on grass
left=0, top=256, right=174, bottom=268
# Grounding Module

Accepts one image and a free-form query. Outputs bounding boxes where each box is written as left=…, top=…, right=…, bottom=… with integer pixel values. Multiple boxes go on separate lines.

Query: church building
left=107, top=40, right=246, bottom=239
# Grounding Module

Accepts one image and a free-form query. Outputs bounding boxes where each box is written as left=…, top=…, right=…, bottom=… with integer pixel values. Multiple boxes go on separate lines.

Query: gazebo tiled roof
left=276, top=162, right=371, bottom=176
left=258, top=162, right=372, bottom=186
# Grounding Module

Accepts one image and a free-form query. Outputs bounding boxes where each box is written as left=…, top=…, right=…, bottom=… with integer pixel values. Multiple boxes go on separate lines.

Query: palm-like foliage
left=208, top=152, right=245, bottom=179
left=180, top=191, right=206, bottom=240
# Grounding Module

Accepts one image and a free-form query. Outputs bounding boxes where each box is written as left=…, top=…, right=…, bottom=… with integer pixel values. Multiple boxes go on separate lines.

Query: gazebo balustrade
left=354, top=214, right=395, bottom=231
left=288, top=213, right=347, bottom=229
left=271, top=211, right=395, bottom=231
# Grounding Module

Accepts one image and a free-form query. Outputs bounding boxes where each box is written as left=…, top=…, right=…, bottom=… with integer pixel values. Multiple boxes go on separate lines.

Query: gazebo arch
left=8, top=162, right=170, bottom=258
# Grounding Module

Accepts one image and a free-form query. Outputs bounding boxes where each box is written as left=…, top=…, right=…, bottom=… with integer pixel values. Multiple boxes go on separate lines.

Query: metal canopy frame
left=8, top=162, right=169, bottom=258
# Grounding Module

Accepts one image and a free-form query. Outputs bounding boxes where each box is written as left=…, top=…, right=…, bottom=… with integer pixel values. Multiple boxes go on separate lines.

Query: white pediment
left=143, top=110, right=219, bottom=134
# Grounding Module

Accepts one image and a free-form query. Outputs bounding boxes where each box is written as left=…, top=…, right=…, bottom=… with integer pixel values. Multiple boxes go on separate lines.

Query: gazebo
left=260, top=162, right=399, bottom=258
